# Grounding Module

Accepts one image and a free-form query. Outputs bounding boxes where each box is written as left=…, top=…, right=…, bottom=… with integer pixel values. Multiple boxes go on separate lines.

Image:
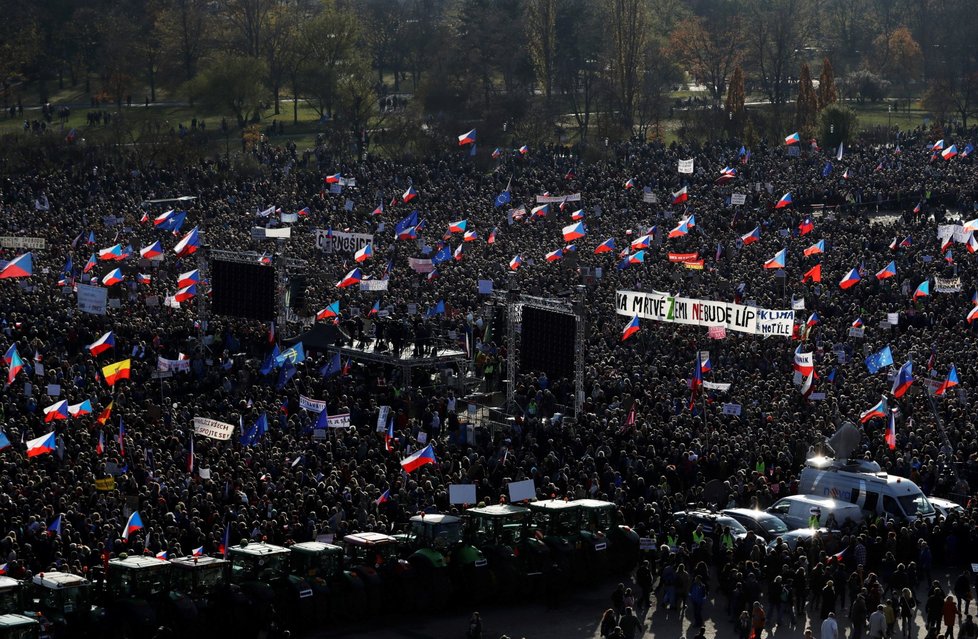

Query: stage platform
left=330, top=339, right=469, bottom=384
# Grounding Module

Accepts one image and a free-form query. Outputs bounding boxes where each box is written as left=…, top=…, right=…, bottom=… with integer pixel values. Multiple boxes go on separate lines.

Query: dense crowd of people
left=1, top=119, right=978, bottom=639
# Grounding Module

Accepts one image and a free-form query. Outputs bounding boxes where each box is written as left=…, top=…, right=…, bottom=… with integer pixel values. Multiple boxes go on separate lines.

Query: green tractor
left=525, top=500, right=587, bottom=584
left=287, top=542, right=365, bottom=624
left=0, top=614, right=40, bottom=639
left=394, top=514, right=459, bottom=611
left=462, top=504, right=550, bottom=601
left=29, top=572, right=101, bottom=638
left=342, top=533, right=416, bottom=615
left=227, top=542, right=313, bottom=632
left=169, top=556, right=247, bottom=636
left=103, top=556, right=186, bottom=639
left=572, top=499, right=640, bottom=574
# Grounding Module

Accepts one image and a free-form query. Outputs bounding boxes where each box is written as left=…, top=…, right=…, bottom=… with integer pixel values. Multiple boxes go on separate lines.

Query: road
left=310, top=571, right=959, bottom=638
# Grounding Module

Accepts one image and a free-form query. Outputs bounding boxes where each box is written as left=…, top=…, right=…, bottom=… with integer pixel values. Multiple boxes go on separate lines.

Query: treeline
left=1, top=0, right=977, bottom=148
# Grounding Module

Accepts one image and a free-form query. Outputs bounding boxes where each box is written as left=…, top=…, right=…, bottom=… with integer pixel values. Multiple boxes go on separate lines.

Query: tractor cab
left=342, top=533, right=415, bottom=614
left=104, top=556, right=173, bottom=636
left=169, top=556, right=244, bottom=636
left=0, top=614, right=39, bottom=639
left=0, top=579, right=24, bottom=615
left=228, top=542, right=311, bottom=631
left=288, top=542, right=361, bottom=623
left=572, top=499, right=640, bottom=574
left=526, top=500, right=585, bottom=581
left=30, top=572, right=98, bottom=634
left=463, top=505, right=548, bottom=599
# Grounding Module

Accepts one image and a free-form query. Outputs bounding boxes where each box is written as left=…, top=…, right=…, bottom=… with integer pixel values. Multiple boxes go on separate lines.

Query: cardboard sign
left=849, top=327, right=865, bottom=338
left=77, top=284, right=108, bottom=316
left=94, top=477, right=116, bottom=491
left=327, top=413, right=351, bottom=429
left=722, top=403, right=742, bottom=416
left=508, top=479, right=536, bottom=502
left=193, top=417, right=236, bottom=440
left=46, top=384, right=60, bottom=397
left=377, top=406, right=391, bottom=433
left=449, top=484, right=477, bottom=505
left=678, top=158, right=694, bottom=174
left=731, top=193, right=747, bottom=206
left=478, top=280, right=494, bottom=295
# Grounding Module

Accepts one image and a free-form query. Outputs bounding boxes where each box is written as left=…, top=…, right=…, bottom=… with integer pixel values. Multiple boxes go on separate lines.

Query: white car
left=928, top=496, right=965, bottom=519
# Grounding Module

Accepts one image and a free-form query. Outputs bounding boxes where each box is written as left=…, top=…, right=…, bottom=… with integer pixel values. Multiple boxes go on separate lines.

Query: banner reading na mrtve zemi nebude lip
left=614, top=290, right=794, bottom=337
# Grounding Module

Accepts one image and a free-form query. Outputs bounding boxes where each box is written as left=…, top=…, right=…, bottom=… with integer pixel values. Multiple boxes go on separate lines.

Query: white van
left=766, top=495, right=864, bottom=530
left=798, top=456, right=936, bottom=523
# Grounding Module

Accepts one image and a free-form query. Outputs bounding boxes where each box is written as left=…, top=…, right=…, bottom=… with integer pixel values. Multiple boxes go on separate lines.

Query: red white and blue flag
left=891, top=361, right=914, bottom=398
left=860, top=397, right=888, bottom=423
left=622, top=315, right=640, bottom=341
left=400, top=444, right=437, bottom=473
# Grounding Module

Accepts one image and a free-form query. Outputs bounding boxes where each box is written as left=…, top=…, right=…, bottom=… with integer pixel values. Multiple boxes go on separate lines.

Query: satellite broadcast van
left=799, top=456, right=936, bottom=523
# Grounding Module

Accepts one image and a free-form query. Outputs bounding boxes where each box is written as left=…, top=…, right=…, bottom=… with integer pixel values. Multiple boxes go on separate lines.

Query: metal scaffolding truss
left=501, top=287, right=587, bottom=417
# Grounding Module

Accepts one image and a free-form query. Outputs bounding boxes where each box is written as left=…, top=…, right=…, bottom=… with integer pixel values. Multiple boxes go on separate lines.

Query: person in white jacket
left=821, top=612, right=839, bottom=639
left=868, top=604, right=887, bottom=639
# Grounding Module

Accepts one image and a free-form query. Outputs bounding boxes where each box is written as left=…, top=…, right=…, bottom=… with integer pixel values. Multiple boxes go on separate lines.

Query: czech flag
left=935, top=364, right=959, bottom=397
left=83, top=254, right=97, bottom=274
left=671, top=186, right=688, bottom=205
left=803, top=239, right=825, bottom=256
left=101, top=359, right=131, bottom=386
left=885, top=411, right=897, bottom=450
left=842, top=168, right=851, bottom=180
left=457, top=129, right=477, bottom=146
left=631, top=235, right=651, bottom=249
left=876, top=261, right=897, bottom=280
left=174, top=284, right=197, bottom=302
left=518, top=145, right=529, bottom=155
left=562, top=222, right=586, bottom=242
left=774, top=192, right=793, bottom=209
left=375, top=489, right=391, bottom=505
left=968, top=234, right=978, bottom=254
left=400, top=444, right=437, bottom=473
left=628, top=250, right=646, bottom=265
left=0, top=253, right=32, bottom=279
left=716, top=166, right=737, bottom=184
left=369, top=300, right=380, bottom=316
left=68, top=400, right=93, bottom=417
left=192, top=546, right=204, bottom=557
left=402, top=186, right=418, bottom=203
left=621, top=315, right=640, bottom=341
left=839, top=268, right=861, bottom=289
left=891, top=360, right=913, bottom=398
left=177, top=269, right=200, bottom=288
left=968, top=305, right=978, bottom=324
left=98, top=244, right=126, bottom=261
left=324, top=173, right=342, bottom=184
left=595, top=238, right=615, bottom=254
left=87, top=331, right=115, bottom=356
left=912, top=280, right=930, bottom=300
left=932, top=139, right=944, bottom=151
left=43, top=400, right=70, bottom=422
left=545, top=248, right=563, bottom=262
left=487, top=227, right=498, bottom=244
left=942, top=144, right=958, bottom=160
left=798, top=217, right=814, bottom=235
left=668, top=220, right=689, bottom=238
left=137, top=273, right=152, bottom=285
left=624, top=178, right=635, bottom=190
left=448, top=219, right=468, bottom=233
left=801, top=263, right=821, bottom=283
left=26, top=431, right=56, bottom=458
left=852, top=318, right=864, bottom=328
left=336, top=268, right=362, bottom=288
left=806, top=312, right=820, bottom=327
left=570, top=209, right=584, bottom=221
left=491, top=148, right=502, bottom=159
left=354, top=243, right=373, bottom=263
left=174, top=227, right=200, bottom=257
left=860, top=397, right=888, bottom=423
left=102, top=268, right=124, bottom=287
left=122, top=511, right=144, bottom=539
left=154, top=209, right=176, bottom=226
left=140, top=241, right=164, bottom=259
left=785, top=132, right=801, bottom=145
left=763, top=248, right=786, bottom=269
left=317, top=301, right=340, bottom=320
left=740, top=226, right=761, bottom=245
left=463, top=230, right=478, bottom=242
left=453, top=244, right=464, bottom=261
left=48, top=515, right=62, bottom=537
left=509, top=255, right=523, bottom=271
left=531, top=204, right=550, bottom=218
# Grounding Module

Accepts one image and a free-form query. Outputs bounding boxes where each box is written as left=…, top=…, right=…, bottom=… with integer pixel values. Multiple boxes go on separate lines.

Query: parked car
left=928, top=496, right=965, bottom=519
left=767, top=528, right=840, bottom=552
left=721, top=508, right=790, bottom=542
left=766, top=495, right=864, bottom=530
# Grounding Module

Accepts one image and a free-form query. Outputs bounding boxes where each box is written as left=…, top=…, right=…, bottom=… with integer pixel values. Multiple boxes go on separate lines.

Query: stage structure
left=497, top=284, right=586, bottom=416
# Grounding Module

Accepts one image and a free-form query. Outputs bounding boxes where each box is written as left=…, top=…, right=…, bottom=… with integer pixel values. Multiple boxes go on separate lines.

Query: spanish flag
left=101, top=360, right=131, bottom=386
